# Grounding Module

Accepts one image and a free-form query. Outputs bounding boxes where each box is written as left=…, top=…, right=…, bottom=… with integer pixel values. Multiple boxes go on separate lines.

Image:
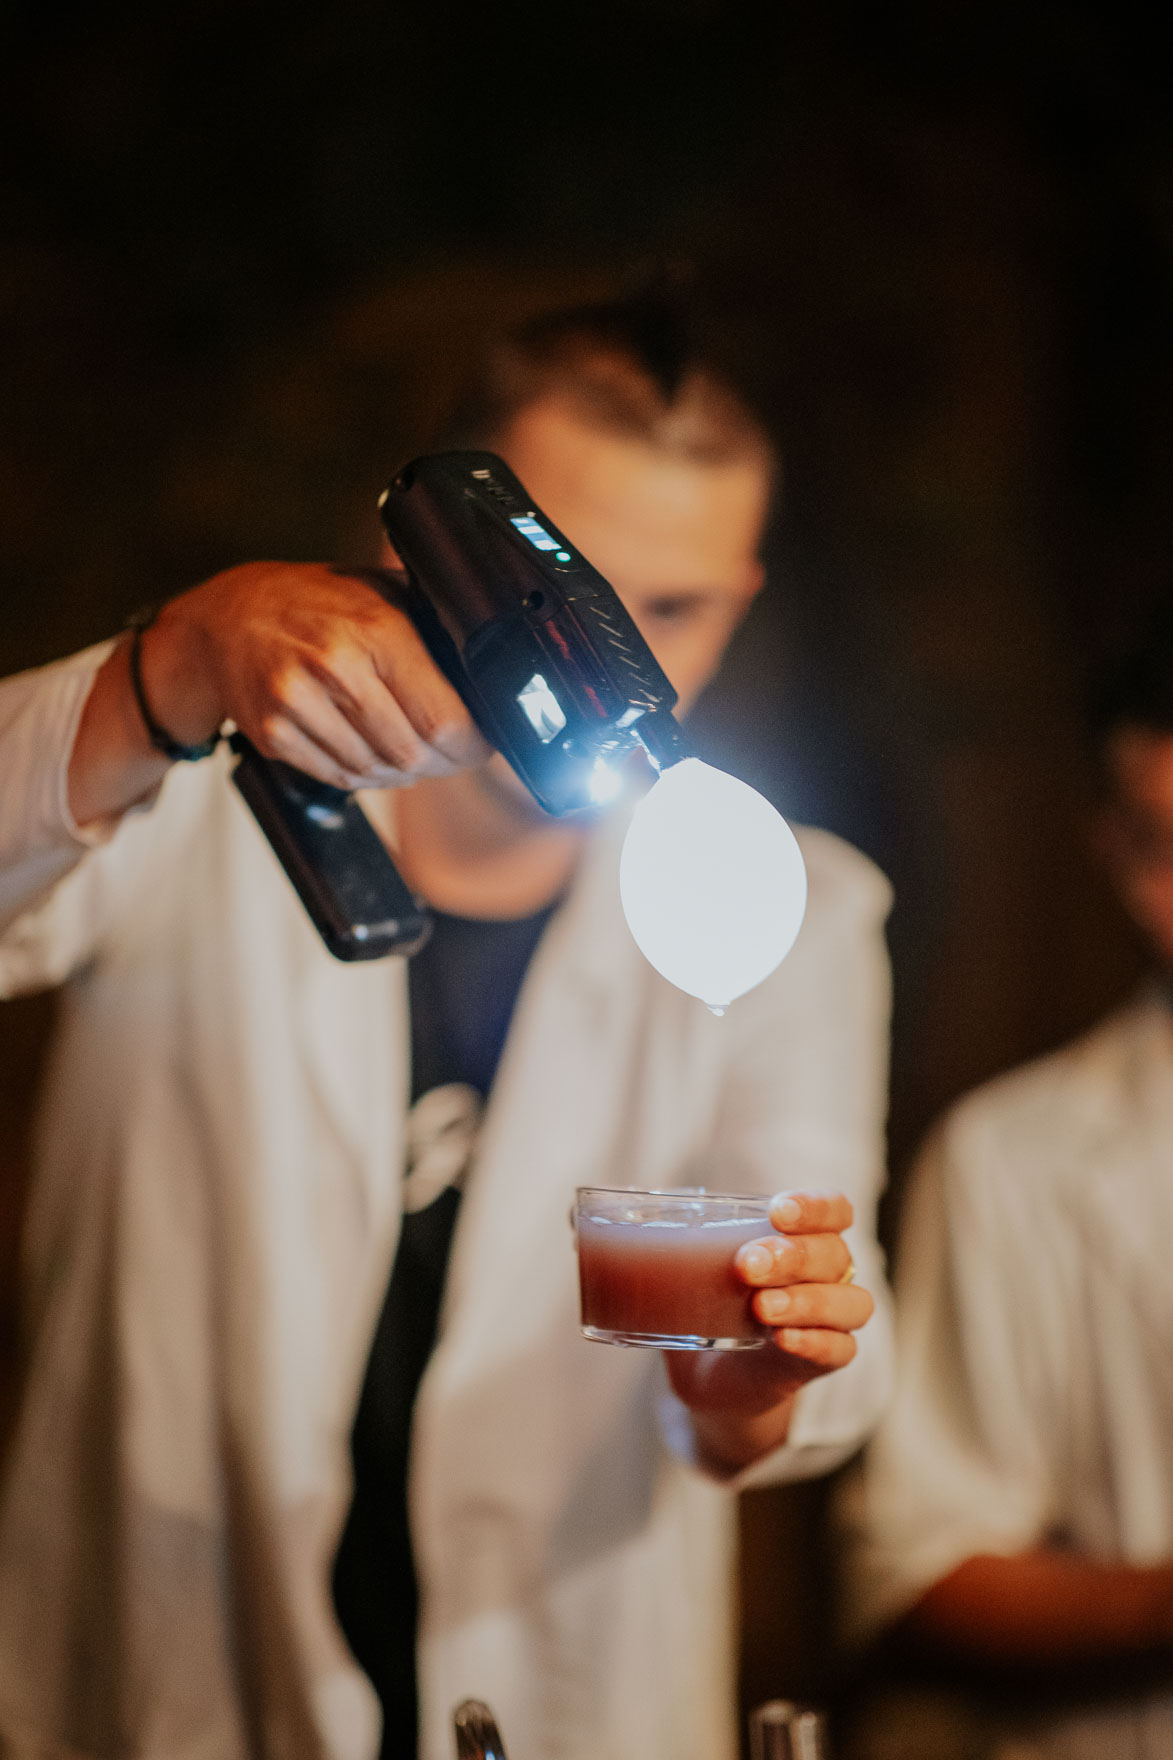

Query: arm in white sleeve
left=838, top=1104, right=1058, bottom=1643
left=0, top=644, right=119, bottom=923
left=661, top=826, right=896, bottom=1485
left=0, top=642, right=166, bottom=993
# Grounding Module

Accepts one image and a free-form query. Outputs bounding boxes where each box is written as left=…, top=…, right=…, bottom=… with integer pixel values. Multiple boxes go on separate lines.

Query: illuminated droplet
left=619, top=758, right=807, bottom=1009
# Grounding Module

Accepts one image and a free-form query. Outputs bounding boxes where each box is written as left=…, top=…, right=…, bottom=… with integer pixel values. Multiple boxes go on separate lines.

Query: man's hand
left=69, top=563, right=492, bottom=826
left=664, top=1190, right=874, bottom=1477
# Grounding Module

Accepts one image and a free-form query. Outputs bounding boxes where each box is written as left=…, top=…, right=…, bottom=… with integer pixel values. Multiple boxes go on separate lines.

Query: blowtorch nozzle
left=635, top=709, right=690, bottom=775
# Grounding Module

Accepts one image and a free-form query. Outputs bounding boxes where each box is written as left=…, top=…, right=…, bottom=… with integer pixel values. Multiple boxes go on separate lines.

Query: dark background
left=2, top=0, right=1171, bottom=1742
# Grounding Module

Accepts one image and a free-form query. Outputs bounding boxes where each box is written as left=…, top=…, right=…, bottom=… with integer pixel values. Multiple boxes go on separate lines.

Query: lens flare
left=588, top=756, right=623, bottom=805
left=619, top=758, right=807, bottom=1011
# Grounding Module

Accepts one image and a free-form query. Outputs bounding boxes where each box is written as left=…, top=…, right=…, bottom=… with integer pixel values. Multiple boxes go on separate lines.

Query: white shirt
left=0, top=643, right=894, bottom=1760
left=841, top=989, right=1173, bottom=1758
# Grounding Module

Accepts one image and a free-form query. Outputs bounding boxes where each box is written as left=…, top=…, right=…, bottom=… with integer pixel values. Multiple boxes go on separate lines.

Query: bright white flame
left=619, top=758, right=807, bottom=1011
left=588, top=756, right=623, bottom=805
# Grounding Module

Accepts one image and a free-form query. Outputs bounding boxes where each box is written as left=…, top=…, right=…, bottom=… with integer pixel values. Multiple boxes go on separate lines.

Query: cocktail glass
left=574, top=1186, right=771, bottom=1350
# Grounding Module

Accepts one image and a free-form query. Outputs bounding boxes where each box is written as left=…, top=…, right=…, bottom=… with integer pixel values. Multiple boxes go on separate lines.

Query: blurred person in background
left=0, top=298, right=893, bottom=1760
left=840, top=600, right=1173, bottom=1759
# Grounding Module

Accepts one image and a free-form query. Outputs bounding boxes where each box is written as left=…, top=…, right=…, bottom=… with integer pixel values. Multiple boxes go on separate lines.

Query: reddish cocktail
left=574, top=1187, right=771, bottom=1349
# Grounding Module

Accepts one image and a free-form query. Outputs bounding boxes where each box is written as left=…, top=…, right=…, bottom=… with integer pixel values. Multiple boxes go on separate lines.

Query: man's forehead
left=496, top=397, right=770, bottom=568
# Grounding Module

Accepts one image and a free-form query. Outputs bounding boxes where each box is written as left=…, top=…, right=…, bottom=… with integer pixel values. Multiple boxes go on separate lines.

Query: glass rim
left=575, top=1184, right=772, bottom=1207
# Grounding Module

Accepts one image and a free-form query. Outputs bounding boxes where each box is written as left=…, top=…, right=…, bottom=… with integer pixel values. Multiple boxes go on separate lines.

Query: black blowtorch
left=230, top=451, right=690, bottom=960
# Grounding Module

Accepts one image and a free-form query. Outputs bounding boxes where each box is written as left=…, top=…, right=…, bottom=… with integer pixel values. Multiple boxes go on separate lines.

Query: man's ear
left=743, top=557, right=766, bottom=606
left=729, top=558, right=766, bottom=630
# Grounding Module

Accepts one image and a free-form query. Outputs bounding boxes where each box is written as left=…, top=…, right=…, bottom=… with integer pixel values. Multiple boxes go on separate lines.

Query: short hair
left=431, top=293, right=777, bottom=478
left=1086, top=598, right=1173, bottom=759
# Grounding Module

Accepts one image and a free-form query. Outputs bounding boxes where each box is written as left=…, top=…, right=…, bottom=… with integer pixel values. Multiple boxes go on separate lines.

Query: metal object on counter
left=453, top=1699, right=509, bottom=1760
left=749, top=1698, right=830, bottom=1760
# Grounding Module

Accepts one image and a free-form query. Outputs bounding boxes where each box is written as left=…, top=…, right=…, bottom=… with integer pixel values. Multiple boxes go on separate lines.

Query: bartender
left=0, top=297, right=892, bottom=1760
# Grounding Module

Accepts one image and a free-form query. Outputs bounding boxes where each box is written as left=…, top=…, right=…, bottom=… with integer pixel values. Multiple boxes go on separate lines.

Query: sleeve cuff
left=655, top=1373, right=875, bottom=1491
left=0, top=640, right=152, bottom=933
left=48, top=639, right=163, bottom=849
left=55, top=640, right=130, bottom=848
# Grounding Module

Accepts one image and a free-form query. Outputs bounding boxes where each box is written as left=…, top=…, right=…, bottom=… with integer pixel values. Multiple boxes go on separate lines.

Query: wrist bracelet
left=125, top=605, right=222, bottom=763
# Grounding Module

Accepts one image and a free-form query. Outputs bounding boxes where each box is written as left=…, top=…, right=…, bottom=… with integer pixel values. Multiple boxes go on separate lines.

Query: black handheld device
left=230, top=450, right=690, bottom=961
left=229, top=736, right=431, bottom=959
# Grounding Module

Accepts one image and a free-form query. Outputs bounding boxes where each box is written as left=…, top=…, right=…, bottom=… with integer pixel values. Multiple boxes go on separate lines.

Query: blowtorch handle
left=229, top=733, right=431, bottom=961
left=225, top=566, right=500, bottom=964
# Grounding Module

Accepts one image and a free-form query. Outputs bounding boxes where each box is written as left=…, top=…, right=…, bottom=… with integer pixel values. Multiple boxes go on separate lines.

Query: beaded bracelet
left=125, top=605, right=222, bottom=763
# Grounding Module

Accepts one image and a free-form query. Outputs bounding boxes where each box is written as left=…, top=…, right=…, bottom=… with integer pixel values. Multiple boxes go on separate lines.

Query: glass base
left=581, top=1325, right=766, bottom=1351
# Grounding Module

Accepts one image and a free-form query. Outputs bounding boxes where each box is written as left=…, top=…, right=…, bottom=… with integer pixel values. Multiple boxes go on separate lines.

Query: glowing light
left=511, top=514, right=561, bottom=552
left=588, top=756, right=623, bottom=805
left=516, top=673, right=567, bottom=742
left=619, top=758, right=807, bottom=1011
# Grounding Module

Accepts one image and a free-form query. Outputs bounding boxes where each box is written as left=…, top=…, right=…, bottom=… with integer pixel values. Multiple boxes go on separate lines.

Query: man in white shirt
left=842, top=601, right=1173, bottom=1759
left=0, top=298, right=893, bottom=1760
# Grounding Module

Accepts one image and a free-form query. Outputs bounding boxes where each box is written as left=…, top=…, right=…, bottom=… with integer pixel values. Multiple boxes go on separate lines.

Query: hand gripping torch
left=230, top=451, right=690, bottom=960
